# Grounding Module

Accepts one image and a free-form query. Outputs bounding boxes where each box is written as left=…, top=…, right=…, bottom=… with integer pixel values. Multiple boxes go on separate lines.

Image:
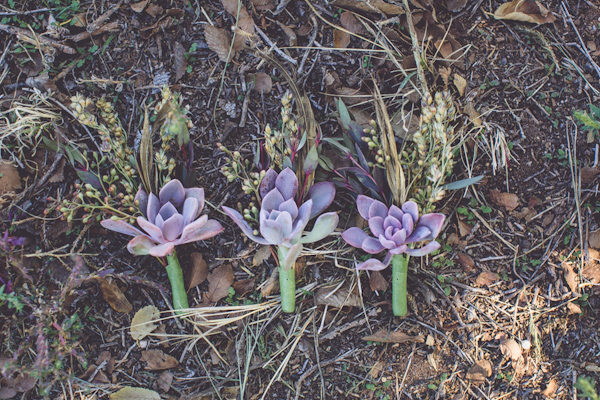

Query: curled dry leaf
left=567, top=302, right=582, bottom=315
left=453, top=73, right=467, bottom=96
left=157, top=371, right=173, bottom=392
left=0, top=161, right=22, bottom=195
left=458, top=218, right=473, bottom=237
left=456, top=252, right=475, bottom=271
left=173, top=41, right=187, bottom=82
left=205, top=25, right=233, bottom=62
left=130, top=0, right=148, bottom=13
left=251, top=0, right=276, bottom=11
left=561, top=262, right=578, bottom=292
left=247, top=72, right=272, bottom=94
left=141, top=349, right=178, bottom=370
left=494, top=0, right=556, bottom=24
left=362, top=330, right=425, bottom=343
left=221, top=0, right=255, bottom=51
left=186, top=252, right=208, bottom=291
left=130, top=305, right=160, bottom=341
left=253, top=246, right=272, bottom=267
left=369, top=271, right=388, bottom=292
left=331, top=0, right=405, bottom=15
left=581, top=167, right=600, bottom=185
left=340, top=12, right=363, bottom=34
left=315, top=282, right=361, bottom=308
left=464, top=102, right=482, bottom=127
left=333, top=29, right=351, bottom=49
left=466, top=359, right=492, bottom=383
left=475, top=271, right=499, bottom=286
left=97, top=277, right=132, bottom=313
left=499, top=338, right=522, bottom=361
left=207, top=264, right=234, bottom=302
left=276, top=21, right=297, bottom=46
left=260, top=268, right=279, bottom=297
left=490, top=190, right=519, bottom=211
left=233, top=277, right=256, bottom=296
left=109, top=387, right=161, bottom=400
left=542, top=379, right=558, bottom=398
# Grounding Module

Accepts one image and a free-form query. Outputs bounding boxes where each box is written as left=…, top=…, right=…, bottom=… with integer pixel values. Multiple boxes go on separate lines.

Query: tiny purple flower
left=342, top=195, right=445, bottom=271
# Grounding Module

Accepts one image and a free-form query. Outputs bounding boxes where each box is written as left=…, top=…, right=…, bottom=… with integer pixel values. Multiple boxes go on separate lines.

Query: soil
left=1, top=0, right=600, bottom=399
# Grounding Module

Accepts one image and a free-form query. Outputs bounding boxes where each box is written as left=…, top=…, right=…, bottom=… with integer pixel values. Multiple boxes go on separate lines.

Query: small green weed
left=573, top=104, right=600, bottom=142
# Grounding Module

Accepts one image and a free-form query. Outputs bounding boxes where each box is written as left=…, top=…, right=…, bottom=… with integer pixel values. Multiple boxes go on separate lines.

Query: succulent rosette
left=223, top=168, right=338, bottom=313
left=222, top=168, right=338, bottom=270
left=342, top=195, right=445, bottom=316
left=101, top=179, right=224, bottom=257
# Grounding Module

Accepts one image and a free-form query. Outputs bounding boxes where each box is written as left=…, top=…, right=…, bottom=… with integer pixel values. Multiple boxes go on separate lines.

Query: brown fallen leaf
left=581, top=167, right=600, bottom=185
left=331, top=0, right=405, bottom=15
left=542, top=378, right=558, bottom=398
left=445, top=0, right=468, bottom=12
left=475, top=271, right=499, bottom=286
left=453, top=73, right=467, bottom=96
left=0, top=161, right=22, bottom=195
left=464, top=102, right=482, bottom=126
left=207, top=264, right=234, bottom=302
left=247, top=72, right=272, bottom=94
left=260, top=268, right=279, bottom=297
left=97, top=277, right=132, bottom=313
left=130, top=305, right=160, bottom=341
left=458, top=218, right=473, bottom=237
left=494, top=0, right=556, bottom=24
left=186, top=252, right=209, bottom=291
left=489, top=190, right=519, bottom=211
left=567, top=302, right=582, bottom=315
left=333, top=29, right=351, bottom=48
left=362, top=330, right=424, bottom=343
left=561, top=262, right=578, bottom=292
left=221, top=0, right=255, bottom=51
left=582, top=250, right=600, bottom=283
left=205, top=25, right=233, bottom=62
left=340, top=12, right=363, bottom=34
left=456, top=253, right=474, bottom=271
left=253, top=246, right=272, bottom=267
left=233, top=277, right=256, bottom=296
left=369, top=271, right=388, bottom=292
left=315, top=282, right=361, bottom=308
left=251, top=0, right=276, bottom=11
left=145, top=3, right=163, bottom=17
left=130, top=0, right=148, bottom=12
left=110, top=387, right=161, bottom=400
left=466, top=359, right=492, bottom=383
left=157, top=371, right=173, bottom=392
left=141, top=349, right=178, bottom=370
left=499, top=338, right=522, bottom=361
left=276, top=21, right=297, bottom=46
left=173, top=41, right=187, bottom=82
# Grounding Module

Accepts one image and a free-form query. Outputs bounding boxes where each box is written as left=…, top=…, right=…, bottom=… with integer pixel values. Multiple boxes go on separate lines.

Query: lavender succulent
left=342, top=195, right=445, bottom=271
left=223, top=168, right=338, bottom=270
left=101, top=179, right=224, bottom=257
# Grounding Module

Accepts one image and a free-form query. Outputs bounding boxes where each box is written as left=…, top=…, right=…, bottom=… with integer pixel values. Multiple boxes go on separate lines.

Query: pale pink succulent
left=101, top=180, right=224, bottom=257
left=342, top=195, right=445, bottom=271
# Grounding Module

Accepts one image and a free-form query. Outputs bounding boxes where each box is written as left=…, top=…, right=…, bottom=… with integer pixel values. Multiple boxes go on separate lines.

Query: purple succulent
left=101, top=180, right=224, bottom=257
left=222, top=168, right=338, bottom=269
left=342, top=195, right=445, bottom=271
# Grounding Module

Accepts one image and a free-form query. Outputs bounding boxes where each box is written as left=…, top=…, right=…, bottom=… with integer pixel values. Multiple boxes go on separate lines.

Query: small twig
left=254, top=26, right=297, bottom=65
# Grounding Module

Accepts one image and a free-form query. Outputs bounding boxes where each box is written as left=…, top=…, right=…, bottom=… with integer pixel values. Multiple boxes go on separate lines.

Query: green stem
left=278, top=247, right=296, bottom=313
left=165, top=248, right=189, bottom=315
left=392, top=254, right=410, bottom=317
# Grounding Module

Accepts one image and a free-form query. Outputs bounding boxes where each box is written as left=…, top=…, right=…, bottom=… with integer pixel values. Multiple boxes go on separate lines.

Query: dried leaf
left=458, top=219, right=473, bottom=237
left=315, top=282, right=361, bottom=308
left=0, top=161, right=22, bottom=195
left=331, top=0, right=405, bottom=15
left=475, top=271, right=499, bottom=286
left=98, top=277, right=132, bottom=313
left=456, top=253, right=474, bottom=271
left=173, top=41, right=187, bottom=82
left=260, top=268, right=279, bottom=297
left=453, top=73, right=467, bottom=96
left=0, top=386, right=17, bottom=399
left=141, top=349, right=178, bottom=370
left=466, top=359, right=492, bottom=383
left=221, top=0, right=255, bottom=51
left=362, top=330, right=424, bottom=343
left=589, top=231, right=600, bottom=250
left=130, top=0, right=148, bottom=13
left=251, top=0, right=276, bottom=11
left=186, top=252, right=208, bottom=291
left=72, top=12, right=88, bottom=27
left=445, top=0, right=468, bottom=12
left=130, top=305, right=160, bottom=341
left=205, top=25, right=233, bottom=62
left=567, top=302, right=582, bottom=315
left=581, top=167, right=600, bottom=185
left=494, top=0, right=556, bottom=24
left=276, top=21, right=297, bottom=46
left=542, top=379, right=558, bottom=398
left=561, top=262, right=578, bottom=292
left=499, top=339, right=522, bottom=360
left=253, top=246, right=272, bottom=267
left=333, top=29, right=351, bottom=48
left=369, top=271, right=388, bottom=292
left=233, top=277, right=256, bottom=296
left=110, top=387, right=161, bottom=400
left=464, top=102, right=482, bottom=126
left=370, top=361, right=384, bottom=378
left=207, top=264, right=234, bottom=302
left=489, top=190, right=519, bottom=211
left=145, top=3, right=163, bottom=17
left=247, top=72, right=272, bottom=94
left=340, top=12, right=363, bottom=34
left=157, top=371, right=173, bottom=392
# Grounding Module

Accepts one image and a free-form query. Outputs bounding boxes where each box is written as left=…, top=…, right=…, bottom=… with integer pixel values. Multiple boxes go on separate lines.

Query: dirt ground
left=1, top=0, right=600, bottom=399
